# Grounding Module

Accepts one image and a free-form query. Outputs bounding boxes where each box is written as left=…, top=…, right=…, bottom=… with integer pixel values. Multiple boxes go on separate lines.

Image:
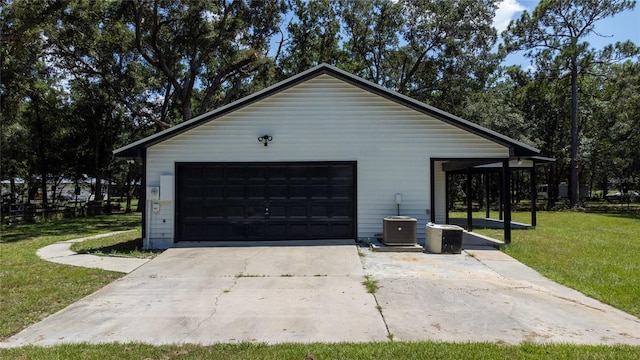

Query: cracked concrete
left=2, top=242, right=386, bottom=347
left=361, top=250, right=640, bottom=345
left=2, top=238, right=640, bottom=347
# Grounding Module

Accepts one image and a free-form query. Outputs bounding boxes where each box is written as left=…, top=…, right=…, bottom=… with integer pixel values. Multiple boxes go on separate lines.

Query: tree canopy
left=1, top=0, right=638, bottom=207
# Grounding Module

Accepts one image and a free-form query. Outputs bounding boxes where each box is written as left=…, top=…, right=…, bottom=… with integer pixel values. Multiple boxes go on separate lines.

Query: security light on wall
left=147, top=187, right=160, bottom=201
left=258, top=134, right=273, bottom=146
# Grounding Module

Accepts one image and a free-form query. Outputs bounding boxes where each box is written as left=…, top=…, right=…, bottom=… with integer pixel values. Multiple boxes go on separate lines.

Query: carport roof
left=114, top=63, right=541, bottom=158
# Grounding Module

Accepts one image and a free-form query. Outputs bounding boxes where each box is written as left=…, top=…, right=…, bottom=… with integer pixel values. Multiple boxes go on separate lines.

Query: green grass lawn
left=1, top=342, right=639, bottom=360
left=1, top=211, right=639, bottom=358
left=458, top=211, right=640, bottom=318
left=0, top=214, right=141, bottom=340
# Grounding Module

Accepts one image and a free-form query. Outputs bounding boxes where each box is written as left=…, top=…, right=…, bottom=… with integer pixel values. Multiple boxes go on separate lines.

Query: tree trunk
left=10, top=178, right=16, bottom=203
left=125, top=167, right=132, bottom=213
left=570, top=57, right=580, bottom=208
left=33, top=94, right=48, bottom=207
left=95, top=177, right=102, bottom=202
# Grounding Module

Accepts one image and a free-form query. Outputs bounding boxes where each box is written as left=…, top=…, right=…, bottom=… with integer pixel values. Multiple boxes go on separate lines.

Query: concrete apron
left=361, top=249, right=640, bottom=345
left=3, top=240, right=640, bottom=347
left=3, top=242, right=388, bottom=346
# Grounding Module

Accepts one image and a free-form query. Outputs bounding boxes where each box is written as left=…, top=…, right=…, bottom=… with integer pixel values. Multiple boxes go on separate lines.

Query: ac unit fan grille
left=382, top=217, right=417, bottom=245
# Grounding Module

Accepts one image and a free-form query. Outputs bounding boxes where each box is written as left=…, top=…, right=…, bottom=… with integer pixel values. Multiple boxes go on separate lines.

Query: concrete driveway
left=3, top=241, right=388, bottom=346
left=361, top=247, right=640, bottom=345
left=2, top=238, right=640, bottom=347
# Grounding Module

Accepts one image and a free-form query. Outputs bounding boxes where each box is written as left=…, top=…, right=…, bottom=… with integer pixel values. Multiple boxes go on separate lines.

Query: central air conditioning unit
left=382, top=216, right=417, bottom=245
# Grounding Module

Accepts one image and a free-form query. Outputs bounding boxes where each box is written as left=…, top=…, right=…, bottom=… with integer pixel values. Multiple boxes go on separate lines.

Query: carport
left=436, top=156, right=554, bottom=243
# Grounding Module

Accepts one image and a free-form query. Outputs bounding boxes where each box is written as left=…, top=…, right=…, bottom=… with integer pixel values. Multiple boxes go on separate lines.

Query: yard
left=1, top=211, right=639, bottom=359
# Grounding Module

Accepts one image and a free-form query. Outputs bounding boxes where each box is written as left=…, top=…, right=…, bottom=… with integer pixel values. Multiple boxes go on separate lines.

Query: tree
left=511, top=63, right=573, bottom=207
left=503, top=0, right=636, bottom=208
left=339, top=0, right=402, bottom=86
left=337, top=0, right=503, bottom=114
left=583, top=57, right=640, bottom=195
left=460, top=67, right=529, bottom=143
left=396, top=0, right=502, bottom=111
left=279, top=0, right=345, bottom=75
left=1, top=0, right=73, bottom=205
left=124, top=0, right=288, bottom=124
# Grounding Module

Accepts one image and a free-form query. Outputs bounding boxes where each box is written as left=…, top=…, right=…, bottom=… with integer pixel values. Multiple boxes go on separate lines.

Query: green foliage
left=583, top=58, right=640, bottom=191
left=362, top=274, right=379, bottom=293
left=502, top=0, right=638, bottom=207
left=1, top=0, right=638, bottom=212
left=123, top=0, right=288, bottom=122
left=278, top=0, right=345, bottom=75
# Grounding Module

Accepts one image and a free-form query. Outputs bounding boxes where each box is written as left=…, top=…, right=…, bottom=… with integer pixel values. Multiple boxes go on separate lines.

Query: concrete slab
left=361, top=250, right=640, bottom=345
left=2, top=244, right=388, bottom=347
left=4, top=238, right=640, bottom=347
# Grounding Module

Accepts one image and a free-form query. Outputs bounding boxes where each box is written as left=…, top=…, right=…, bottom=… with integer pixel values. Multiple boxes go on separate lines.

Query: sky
left=494, top=0, right=640, bottom=67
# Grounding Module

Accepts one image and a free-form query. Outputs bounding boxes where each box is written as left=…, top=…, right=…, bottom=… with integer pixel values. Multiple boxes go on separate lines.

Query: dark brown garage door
left=176, top=162, right=356, bottom=241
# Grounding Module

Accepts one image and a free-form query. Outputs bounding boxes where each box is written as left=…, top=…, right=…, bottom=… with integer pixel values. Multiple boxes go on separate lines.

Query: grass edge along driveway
left=471, top=211, right=640, bottom=319
left=0, top=214, right=141, bottom=340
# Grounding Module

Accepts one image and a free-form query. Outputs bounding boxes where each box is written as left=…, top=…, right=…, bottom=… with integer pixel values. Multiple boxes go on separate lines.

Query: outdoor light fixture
left=258, top=134, right=273, bottom=146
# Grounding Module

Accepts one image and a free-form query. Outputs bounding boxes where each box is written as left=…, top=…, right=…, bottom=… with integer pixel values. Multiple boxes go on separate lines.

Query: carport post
left=484, top=174, right=490, bottom=219
left=466, top=167, right=473, bottom=232
left=531, top=163, right=537, bottom=227
left=498, top=172, right=503, bottom=220
left=502, top=160, right=512, bottom=244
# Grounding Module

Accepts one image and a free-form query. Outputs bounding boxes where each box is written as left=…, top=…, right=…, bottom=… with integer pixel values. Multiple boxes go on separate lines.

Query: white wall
left=145, top=75, right=509, bottom=248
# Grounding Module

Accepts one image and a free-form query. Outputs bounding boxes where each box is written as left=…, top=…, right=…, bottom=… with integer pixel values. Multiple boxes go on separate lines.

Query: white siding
left=145, top=75, right=509, bottom=248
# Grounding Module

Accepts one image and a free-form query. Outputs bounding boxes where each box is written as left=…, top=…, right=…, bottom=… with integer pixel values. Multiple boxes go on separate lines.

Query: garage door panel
left=310, top=204, right=330, bottom=217
left=176, top=162, right=355, bottom=241
left=204, top=203, right=225, bottom=218
left=203, top=185, right=223, bottom=199
left=332, top=185, right=352, bottom=198
left=331, top=222, right=353, bottom=237
left=226, top=204, right=245, bottom=218
left=288, top=222, right=309, bottom=238
left=289, top=184, right=307, bottom=198
left=332, top=203, right=353, bottom=217
left=290, top=204, right=308, bottom=218
left=310, top=185, right=329, bottom=198
left=270, top=185, right=288, bottom=198
left=182, top=185, right=202, bottom=198
left=310, top=222, right=332, bottom=237
left=268, top=203, right=287, bottom=218
left=246, top=184, right=266, bottom=199
left=246, top=202, right=266, bottom=218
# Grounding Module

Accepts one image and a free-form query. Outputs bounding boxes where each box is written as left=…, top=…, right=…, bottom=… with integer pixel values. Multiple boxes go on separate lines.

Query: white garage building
left=114, top=64, right=541, bottom=249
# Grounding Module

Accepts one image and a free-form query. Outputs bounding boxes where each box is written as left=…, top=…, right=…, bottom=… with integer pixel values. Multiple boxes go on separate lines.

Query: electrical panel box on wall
left=147, top=187, right=160, bottom=201
left=160, top=175, right=174, bottom=201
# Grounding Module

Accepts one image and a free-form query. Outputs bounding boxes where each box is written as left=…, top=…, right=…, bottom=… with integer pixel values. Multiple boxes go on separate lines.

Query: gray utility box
left=382, top=216, right=417, bottom=245
left=425, top=223, right=464, bottom=254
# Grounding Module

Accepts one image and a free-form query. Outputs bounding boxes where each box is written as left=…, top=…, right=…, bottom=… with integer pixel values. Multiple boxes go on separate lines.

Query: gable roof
left=114, top=63, right=540, bottom=158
